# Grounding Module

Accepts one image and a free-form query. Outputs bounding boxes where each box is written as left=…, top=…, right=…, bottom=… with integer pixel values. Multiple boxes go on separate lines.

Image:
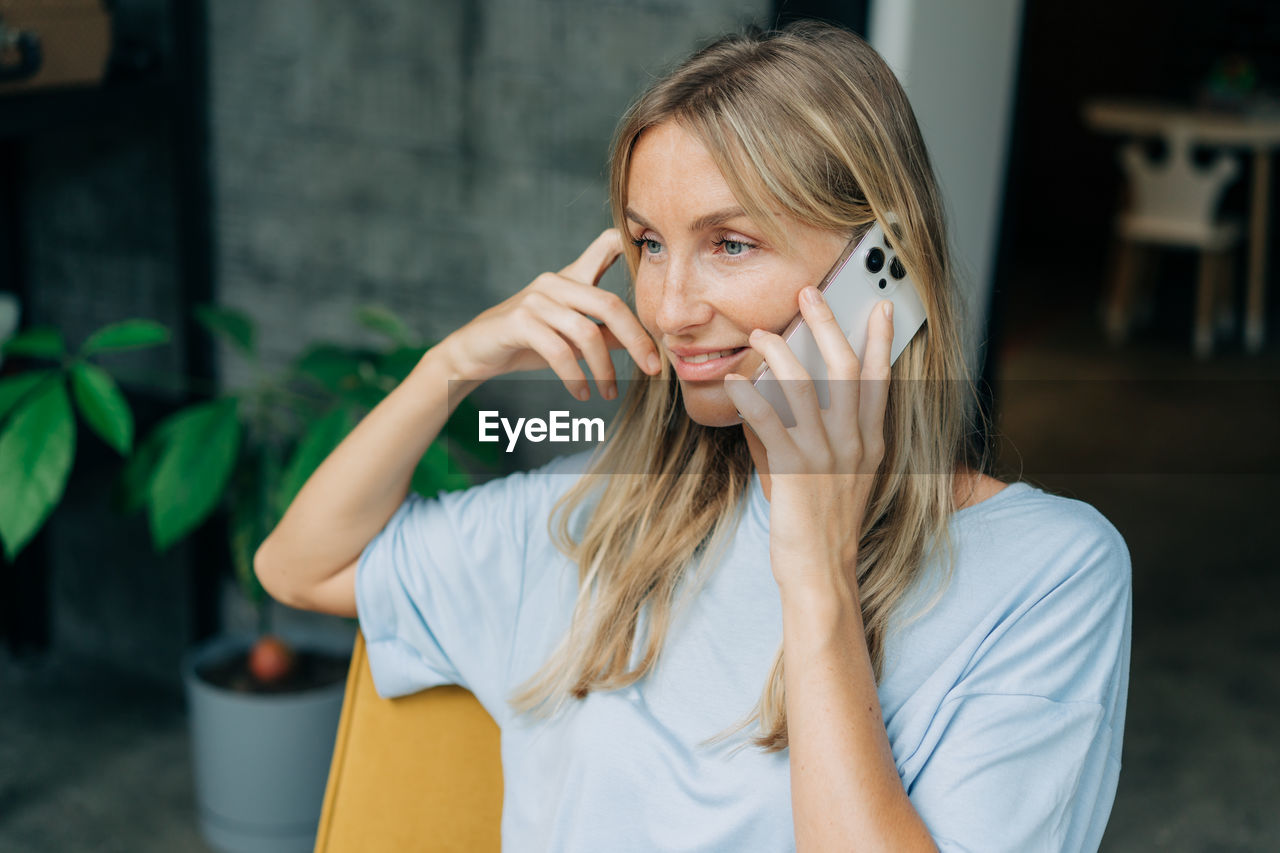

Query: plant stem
left=257, top=598, right=271, bottom=637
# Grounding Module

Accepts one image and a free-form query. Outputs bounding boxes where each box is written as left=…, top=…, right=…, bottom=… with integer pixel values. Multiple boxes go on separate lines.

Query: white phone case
left=750, top=220, right=926, bottom=428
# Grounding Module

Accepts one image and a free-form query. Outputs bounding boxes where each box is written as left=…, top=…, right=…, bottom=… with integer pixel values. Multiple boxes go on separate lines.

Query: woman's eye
left=713, top=237, right=755, bottom=257
left=631, top=236, right=662, bottom=255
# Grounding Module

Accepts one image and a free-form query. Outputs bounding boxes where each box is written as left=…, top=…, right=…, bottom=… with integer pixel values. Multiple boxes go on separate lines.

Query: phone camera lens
left=866, top=247, right=885, bottom=273
left=889, top=257, right=906, bottom=280
left=878, top=279, right=887, bottom=290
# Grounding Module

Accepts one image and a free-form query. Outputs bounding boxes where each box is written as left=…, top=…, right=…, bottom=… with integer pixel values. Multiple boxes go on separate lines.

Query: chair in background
left=1103, top=125, right=1242, bottom=358
left=314, top=631, right=502, bottom=852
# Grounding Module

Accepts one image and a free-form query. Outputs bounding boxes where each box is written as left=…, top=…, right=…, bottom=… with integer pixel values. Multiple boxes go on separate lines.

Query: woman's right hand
left=436, top=229, right=663, bottom=401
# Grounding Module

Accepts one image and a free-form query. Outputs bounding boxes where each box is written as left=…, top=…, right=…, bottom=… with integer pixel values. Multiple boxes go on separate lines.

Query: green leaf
left=0, top=370, right=56, bottom=423
left=70, top=363, right=134, bottom=455
left=294, top=344, right=390, bottom=410
left=258, top=443, right=285, bottom=534
left=410, top=440, right=471, bottom=497
left=146, top=399, right=242, bottom=552
left=357, top=304, right=417, bottom=347
left=2, top=326, right=65, bottom=360
left=278, top=407, right=356, bottom=515
left=294, top=344, right=371, bottom=394
left=229, top=489, right=266, bottom=606
left=342, top=381, right=389, bottom=411
left=112, top=415, right=177, bottom=516
left=378, top=346, right=429, bottom=385
left=445, top=442, right=478, bottom=486
left=79, top=319, right=171, bottom=355
left=194, top=304, right=255, bottom=358
left=0, top=380, right=76, bottom=561
left=228, top=451, right=269, bottom=606
left=443, top=398, right=502, bottom=469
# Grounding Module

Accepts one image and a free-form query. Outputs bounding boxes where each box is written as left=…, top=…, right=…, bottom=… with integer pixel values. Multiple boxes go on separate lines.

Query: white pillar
left=869, top=0, right=1025, bottom=375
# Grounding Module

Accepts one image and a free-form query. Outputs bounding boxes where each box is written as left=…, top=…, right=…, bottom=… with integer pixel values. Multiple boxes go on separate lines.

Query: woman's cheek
left=718, top=268, right=806, bottom=334
left=631, top=255, right=801, bottom=337
left=631, top=270, right=661, bottom=336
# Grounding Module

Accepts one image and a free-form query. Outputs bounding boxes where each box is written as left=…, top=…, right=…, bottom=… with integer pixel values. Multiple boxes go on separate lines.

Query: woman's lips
left=670, top=346, right=749, bottom=381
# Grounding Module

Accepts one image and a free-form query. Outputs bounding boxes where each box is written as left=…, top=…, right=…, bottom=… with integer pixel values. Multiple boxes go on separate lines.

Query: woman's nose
left=654, top=261, right=714, bottom=335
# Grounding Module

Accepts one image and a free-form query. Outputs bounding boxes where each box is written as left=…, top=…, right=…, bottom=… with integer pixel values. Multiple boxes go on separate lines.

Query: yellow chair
left=314, top=631, right=503, bottom=852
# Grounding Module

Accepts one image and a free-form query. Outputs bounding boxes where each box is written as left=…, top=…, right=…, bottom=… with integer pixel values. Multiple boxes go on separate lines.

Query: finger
left=796, top=286, right=861, bottom=429
left=597, top=325, right=627, bottom=351
left=723, top=372, right=797, bottom=462
left=559, top=228, right=624, bottom=286
left=537, top=273, right=662, bottom=375
left=747, top=328, right=826, bottom=450
left=535, top=297, right=619, bottom=400
left=522, top=320, right=591, bottom=401
left=858, top=300, right=894, bottom=452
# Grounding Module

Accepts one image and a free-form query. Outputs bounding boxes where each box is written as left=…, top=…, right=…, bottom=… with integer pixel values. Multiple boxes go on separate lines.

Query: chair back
left=314, top=631, right=503, bottom=852
left=1118, top=124, right=1240, bottom=245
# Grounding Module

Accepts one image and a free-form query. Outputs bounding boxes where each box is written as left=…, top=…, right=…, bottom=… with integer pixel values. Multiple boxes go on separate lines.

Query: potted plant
left=1, top=315, right=172, bottom=561
left=0, top=303, right=494, bottom=852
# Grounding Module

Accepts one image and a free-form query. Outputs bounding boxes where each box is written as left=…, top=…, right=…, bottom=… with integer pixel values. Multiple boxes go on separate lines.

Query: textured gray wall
left=208, top=0, right=769, bottom=388
left=205, top=0, right=767, bottom=639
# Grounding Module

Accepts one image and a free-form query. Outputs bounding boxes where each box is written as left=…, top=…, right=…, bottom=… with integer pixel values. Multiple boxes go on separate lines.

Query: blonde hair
left=510, top=21, right=991, bottom=752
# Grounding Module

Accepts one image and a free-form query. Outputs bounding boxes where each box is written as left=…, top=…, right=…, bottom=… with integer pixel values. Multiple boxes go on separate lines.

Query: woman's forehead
left=626, top=123, right=746, bottom=226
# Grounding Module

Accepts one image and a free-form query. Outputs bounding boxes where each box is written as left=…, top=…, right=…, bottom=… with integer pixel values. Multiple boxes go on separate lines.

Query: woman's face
left=626, top=121, right=850, bottom=427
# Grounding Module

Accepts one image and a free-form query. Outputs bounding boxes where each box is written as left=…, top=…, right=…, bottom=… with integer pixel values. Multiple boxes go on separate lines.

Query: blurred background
left=1, top=1, right=1277, bottom=851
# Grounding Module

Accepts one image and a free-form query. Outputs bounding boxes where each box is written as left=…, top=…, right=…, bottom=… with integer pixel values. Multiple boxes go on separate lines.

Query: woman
left=256, top=21, right=1131, bottom=852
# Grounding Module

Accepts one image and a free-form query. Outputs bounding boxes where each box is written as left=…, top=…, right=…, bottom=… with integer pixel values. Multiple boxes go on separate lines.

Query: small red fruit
left=248, top=634, right=296, bottom=684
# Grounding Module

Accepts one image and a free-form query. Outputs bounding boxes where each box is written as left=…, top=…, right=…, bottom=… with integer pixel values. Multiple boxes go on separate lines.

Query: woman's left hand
left=724, top=287, right=895, bottom=596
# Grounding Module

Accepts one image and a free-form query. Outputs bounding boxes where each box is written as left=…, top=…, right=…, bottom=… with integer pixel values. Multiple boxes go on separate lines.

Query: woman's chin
left=678, top=385, right=743, bottom=428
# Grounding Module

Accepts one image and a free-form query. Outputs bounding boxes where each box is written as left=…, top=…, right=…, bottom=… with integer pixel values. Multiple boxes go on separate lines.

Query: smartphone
left=749, top=220, right=927, bottom=428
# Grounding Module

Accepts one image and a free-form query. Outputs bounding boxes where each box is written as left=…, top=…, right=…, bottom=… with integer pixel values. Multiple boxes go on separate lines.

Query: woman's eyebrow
left=690, top=206, right=748, bottom=232
left=624, top=206, right=750, bottom=234
left=624, top=207, right=655, bottom=231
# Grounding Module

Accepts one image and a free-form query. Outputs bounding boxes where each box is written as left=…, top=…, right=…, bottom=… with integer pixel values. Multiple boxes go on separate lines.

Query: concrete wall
left=207, top=1, right=768, bottom=389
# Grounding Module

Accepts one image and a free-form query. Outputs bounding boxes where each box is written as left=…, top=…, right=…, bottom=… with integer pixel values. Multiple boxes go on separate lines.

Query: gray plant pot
left=182, top=633, right=350, bottom=853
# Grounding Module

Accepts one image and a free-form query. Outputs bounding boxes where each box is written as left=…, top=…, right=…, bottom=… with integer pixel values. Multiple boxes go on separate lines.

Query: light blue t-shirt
left=355, top=452, right=1131, bottom=852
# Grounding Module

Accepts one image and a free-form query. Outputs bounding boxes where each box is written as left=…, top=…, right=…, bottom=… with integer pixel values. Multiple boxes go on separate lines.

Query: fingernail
left=577, top=387, right=590, bottom=401
left=801, top=287, right=821, bottom=306
left=605, top=384, right=617, bottom=401
left=647, top=353, right=662, bottom=373
left=882, top=301, right=893, bottom=319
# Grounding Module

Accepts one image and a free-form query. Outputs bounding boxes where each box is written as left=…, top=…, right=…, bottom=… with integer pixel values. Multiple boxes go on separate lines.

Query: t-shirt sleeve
left=354, top=460, right=566, bottom=715
left=905, top=508, right=1133, bottom=852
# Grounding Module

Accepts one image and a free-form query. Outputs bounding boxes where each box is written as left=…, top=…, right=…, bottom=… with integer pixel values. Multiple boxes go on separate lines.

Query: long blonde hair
left=510, top=21, right=991, bottom=752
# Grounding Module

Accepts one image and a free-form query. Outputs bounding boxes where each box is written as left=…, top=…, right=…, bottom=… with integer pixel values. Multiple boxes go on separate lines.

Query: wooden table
left=1083, top=98, right=1280, bottom=352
